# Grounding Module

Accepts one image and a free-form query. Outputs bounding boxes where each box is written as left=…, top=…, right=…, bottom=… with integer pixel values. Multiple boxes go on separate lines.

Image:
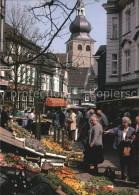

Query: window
left=85, top=94, right=90, bottom=101
left=29, top=96, right=34, bottom=102
left=73, top=100, right=79, bottom=104
left=78, top=44, right=82, bottom=50
left=124, top=50, right=130, bottom=73
left=125, top=10, right=130, bottom=32
left=78, top=88, right=83, bottom=94
left=112, top=17, right=118, bottom=39
left=86, top=45, right=90, bottom=51
left=22, top=96, right=27, bottom=101
left=111, top=54, right=118, bottom=75
left=74, top=88, right=78, bottom=94
left=46, top=76, right=49, bottom=91
left=68, top=88, right=71, bottom=94
left=68, top=54, right=72, bottom=62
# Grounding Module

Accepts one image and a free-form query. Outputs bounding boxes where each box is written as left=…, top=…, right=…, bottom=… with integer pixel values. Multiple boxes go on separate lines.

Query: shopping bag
left=123, top=147, right=131, bottom=156
left=104, top=166, right=115, bottom=181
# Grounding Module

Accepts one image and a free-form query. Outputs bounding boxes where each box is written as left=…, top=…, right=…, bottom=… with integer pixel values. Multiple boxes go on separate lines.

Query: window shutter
left=52, top=78, right=54, bottom=91
left=71, top=88, right=74, bottom=94
left=20, top=66, right=23, bottom=83
left=34, top=70, right=37, bottom=85
left=59, top=80, right=63, bottom=92
left=78, top=88, right=81, bottom=94
left=30, top=68, right=33, bottom=84
left=59, top=80, right=61, bottom=92
left=25, top=66, right=27, bottom=84
left=50, top=77, right=52, bottom=90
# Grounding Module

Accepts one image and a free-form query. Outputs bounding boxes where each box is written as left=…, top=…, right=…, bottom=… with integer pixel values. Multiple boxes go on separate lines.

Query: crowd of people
left=0, top=105, right=139, bottom=183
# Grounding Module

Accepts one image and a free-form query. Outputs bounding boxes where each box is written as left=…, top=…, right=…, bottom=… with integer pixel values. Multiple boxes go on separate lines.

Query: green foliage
left=90, top=175, right=113, bottom=188
left=8, top=121, right=30, bottom=138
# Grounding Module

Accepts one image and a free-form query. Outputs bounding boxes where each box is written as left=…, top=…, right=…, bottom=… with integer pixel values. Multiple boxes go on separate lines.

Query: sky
left=6, top=0, right=107, bottom=54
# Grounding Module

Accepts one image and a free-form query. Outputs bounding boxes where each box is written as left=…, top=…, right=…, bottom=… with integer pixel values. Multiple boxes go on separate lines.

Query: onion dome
left=69, top=0, right=91, bottom=34
left=67, top=0, right=95, bottom=42
left=70, top=16, right=91, bottom=34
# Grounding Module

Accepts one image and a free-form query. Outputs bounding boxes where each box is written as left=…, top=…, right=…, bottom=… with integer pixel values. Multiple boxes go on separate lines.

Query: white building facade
left=103, top=0, right=139, bottom=97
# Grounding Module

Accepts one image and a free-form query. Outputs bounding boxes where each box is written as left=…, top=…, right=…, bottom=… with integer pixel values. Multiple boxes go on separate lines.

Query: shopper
left=105, top=117, right=136, bottom=180
left=84, top=116, right=104, bottom=173
left=1, top=105, right=9, bottom=128
left=68, top=109, right=76, bottom=142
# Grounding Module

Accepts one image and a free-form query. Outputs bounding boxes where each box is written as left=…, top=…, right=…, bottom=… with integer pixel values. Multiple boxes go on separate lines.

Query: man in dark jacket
left=1, top=105, right=9, bottom=128
left=59, top=110, right=65, bottom=128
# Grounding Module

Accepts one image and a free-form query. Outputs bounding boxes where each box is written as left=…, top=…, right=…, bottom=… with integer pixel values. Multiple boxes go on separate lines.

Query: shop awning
left=46, top=98, right=67, bottom=107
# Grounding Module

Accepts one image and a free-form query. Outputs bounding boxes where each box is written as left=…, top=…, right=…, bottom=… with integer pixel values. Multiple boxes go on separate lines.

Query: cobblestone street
left=72, top=141, right=139, bottom=194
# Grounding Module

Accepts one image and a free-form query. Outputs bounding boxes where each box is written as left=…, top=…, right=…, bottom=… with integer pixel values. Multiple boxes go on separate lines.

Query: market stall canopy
left=66, top=104, right=83, bottom=109
left=46, top=98, right=67, bottom=107
left=81, top=103, right=96, bottom=107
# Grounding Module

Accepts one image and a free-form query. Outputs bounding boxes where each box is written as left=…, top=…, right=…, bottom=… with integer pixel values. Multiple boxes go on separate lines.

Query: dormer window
left=78, top=44, right=82, bottom=50
left=86, top=45, right=90, bottom=51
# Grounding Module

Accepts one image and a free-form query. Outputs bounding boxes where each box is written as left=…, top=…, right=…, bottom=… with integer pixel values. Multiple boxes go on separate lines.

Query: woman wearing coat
left=84, top=116, right=104, bottom=173
left=68, top=109, right=76, bottom=142
left=105, top=117, right=136, bottom=180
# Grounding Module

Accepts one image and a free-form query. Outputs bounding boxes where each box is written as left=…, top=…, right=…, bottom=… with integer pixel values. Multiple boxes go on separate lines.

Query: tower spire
left=77, top=0, right=85, bottom=16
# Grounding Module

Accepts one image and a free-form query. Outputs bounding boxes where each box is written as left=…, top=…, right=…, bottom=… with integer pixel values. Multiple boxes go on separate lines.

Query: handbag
left=67, top=117, right=73, bottom=123
left=123, top=146, right=131, bottom=156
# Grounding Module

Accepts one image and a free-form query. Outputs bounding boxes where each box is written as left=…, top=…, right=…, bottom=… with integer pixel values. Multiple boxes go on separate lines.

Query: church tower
left=66, top=0, right=95, bottom=68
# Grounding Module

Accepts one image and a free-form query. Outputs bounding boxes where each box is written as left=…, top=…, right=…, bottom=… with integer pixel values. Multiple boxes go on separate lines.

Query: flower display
left=53, top=167, right=88, bottom=195
left=8, top=122, right=30, bottom=138
left=42, top=139, right=66, bottom=155
left=27, top=161, right=41, bottom=173
left=1, top=153, right=41, bottom=173
left=14, top=156, right=20, bottom=161
left=25, top=138, right=46, bottom=154
left=103, top=186, right=114, bottom=192
left=47, top=167, right=118, bottom=195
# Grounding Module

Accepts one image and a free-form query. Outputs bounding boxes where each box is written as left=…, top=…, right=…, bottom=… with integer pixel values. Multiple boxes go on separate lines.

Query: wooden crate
left=67, top=160, right=80, bottom=168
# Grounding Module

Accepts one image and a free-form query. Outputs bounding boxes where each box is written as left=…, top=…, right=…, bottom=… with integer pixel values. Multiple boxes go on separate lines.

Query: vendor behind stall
left=1, top=105, right=9, bottom=128
left=27, top=108, right=35, bottom=132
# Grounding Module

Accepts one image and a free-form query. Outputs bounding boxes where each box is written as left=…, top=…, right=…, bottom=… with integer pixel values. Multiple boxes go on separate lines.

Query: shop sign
left=0, top=80, right=8, bottom=86
left=0, top=66, right=11, bottom=71
left=88, top=79, right=94, bottom=83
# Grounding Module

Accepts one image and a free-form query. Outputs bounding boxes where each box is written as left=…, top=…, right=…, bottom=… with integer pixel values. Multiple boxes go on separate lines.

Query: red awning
left=46, top=98, right=67, bottom=107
